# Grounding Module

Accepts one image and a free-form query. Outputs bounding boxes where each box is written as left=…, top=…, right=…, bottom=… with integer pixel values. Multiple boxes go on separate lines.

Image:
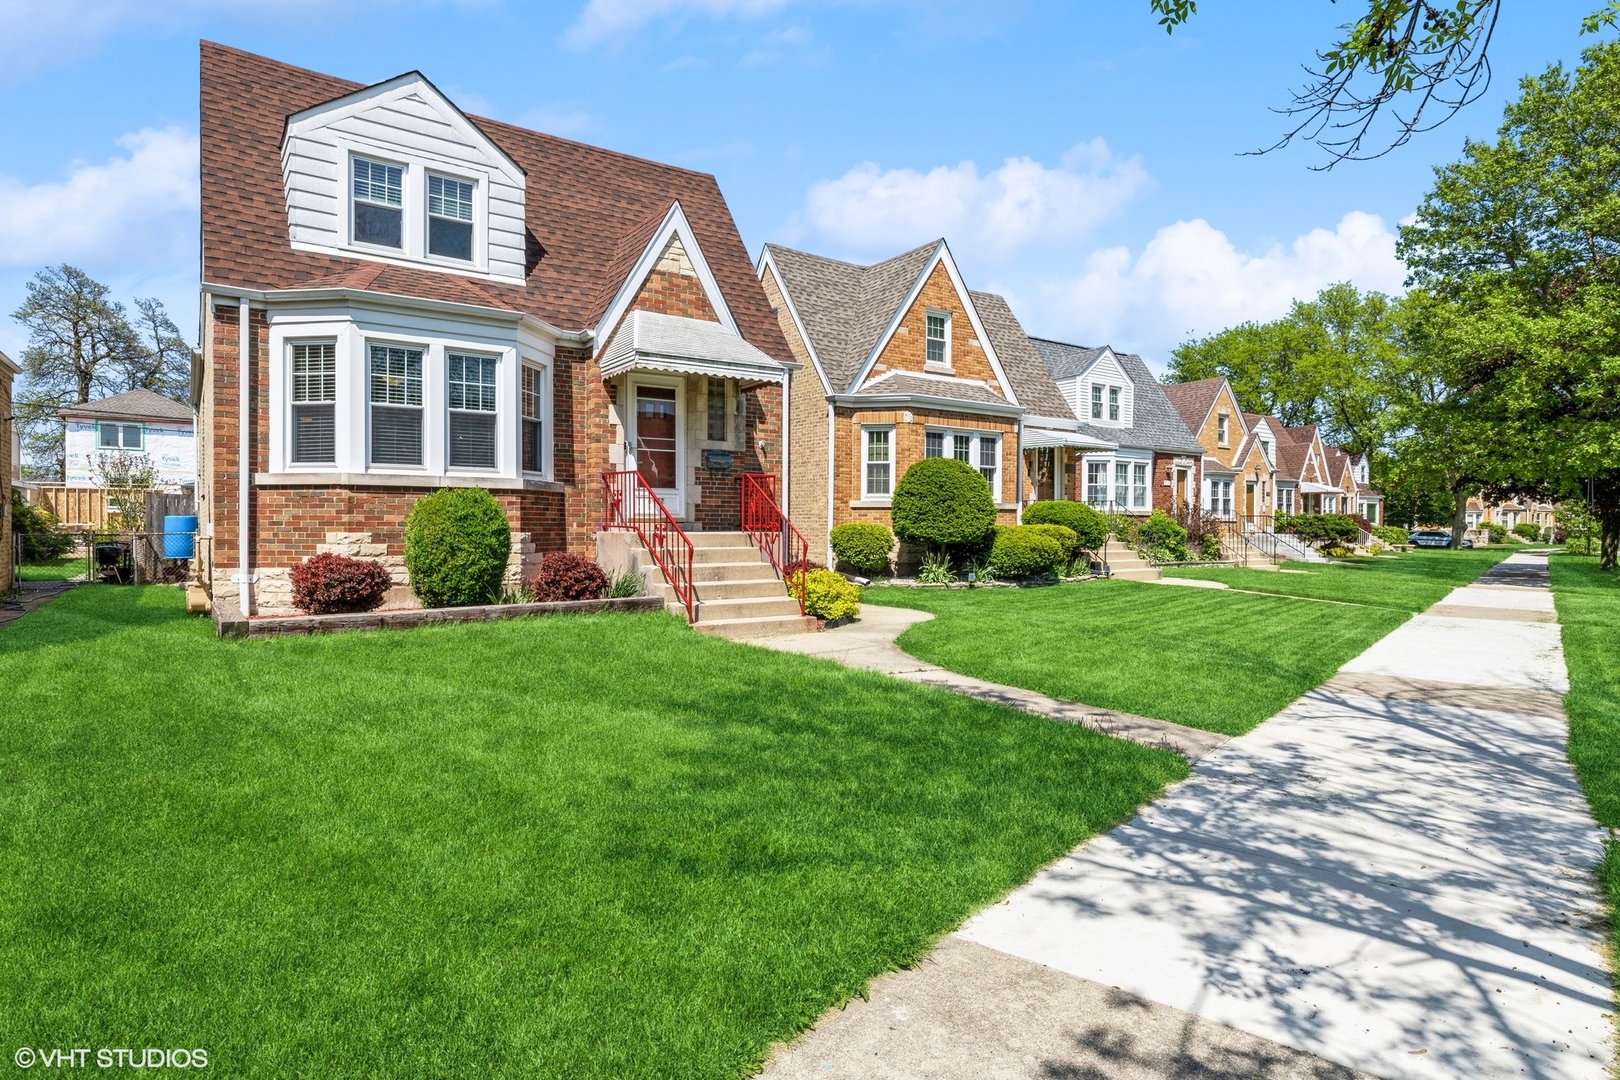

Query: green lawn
left=0, top=587, right=1185, bottom=1079
left=1547, top=555, right=1620, bottom=974
left=866, top=578, right=1411, bottom=735
left=12, top=553, right=88, bottom=582
left=1162, top=548, right=1510, bottom=611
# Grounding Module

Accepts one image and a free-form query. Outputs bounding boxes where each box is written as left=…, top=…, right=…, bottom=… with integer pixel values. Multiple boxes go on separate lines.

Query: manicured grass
left=1162, top=548, right=1510, bottom=611
left=866, top=579, right=1409, bottom=735
left=1547, top=556, right=1620, bottom=973
left=13, top=554, right=87, bottom=582
left=0, top=587, right=1186, bottom=1079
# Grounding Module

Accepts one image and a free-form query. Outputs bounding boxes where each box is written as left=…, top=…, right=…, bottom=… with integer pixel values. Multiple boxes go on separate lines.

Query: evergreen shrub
left=986, top=525, right=1065, bottom=578
left=791, top=568, right=861, bottom=621
left=890, top=458, right=996, bottom=552
left=829, top=522, right=894, bottom=574
left=403, top=488, right=511, bottom=607
left=1137, top=510, right=1189, bottom=561
left=1372, top=525, right=1409, bottom=546
left=1023, top=500, right=1108, bottom=550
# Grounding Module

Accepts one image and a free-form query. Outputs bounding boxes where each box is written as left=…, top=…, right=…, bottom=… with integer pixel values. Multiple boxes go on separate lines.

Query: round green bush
left=404, top=488, right=512, bottom=607
left=1023, top=523, right=1079, bottom=559
left=1372, top=524, right=1409, bottom=546
left=791, top=568, right=861, bottom=621
left=986, top=525, right=1065, bottom=578
left=1137, top=509, right=1190, bottom=561
left=829, top=522, right=894, bottom=574
left=890, top=458, right=997, bottom=551
left=1023, top=500, right=1108, bottom=551
left=1512, top=522, right=1543, bottom=542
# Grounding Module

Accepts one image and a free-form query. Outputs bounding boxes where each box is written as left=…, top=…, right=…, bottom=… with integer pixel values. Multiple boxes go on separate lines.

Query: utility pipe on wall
left=238, top=298, right=252, bottom=616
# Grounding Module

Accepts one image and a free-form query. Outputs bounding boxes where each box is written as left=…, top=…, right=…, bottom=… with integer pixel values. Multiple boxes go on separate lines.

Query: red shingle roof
left=1160, top=378, right=1226, bottom=434
left=199, top=42, right=790, bottom=362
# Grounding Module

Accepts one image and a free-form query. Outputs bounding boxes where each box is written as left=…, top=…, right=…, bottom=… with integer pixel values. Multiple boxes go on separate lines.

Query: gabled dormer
left=1059, top=347, right=1133, bottom=429
left=282, top=72, right=527, bottom=283
left=1249, top=416, right=1279, bottom=468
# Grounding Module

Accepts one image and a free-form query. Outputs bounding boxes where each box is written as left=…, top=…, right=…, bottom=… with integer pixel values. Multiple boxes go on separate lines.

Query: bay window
left=925, top=431, right=944, bottom=458
left=1086, top=461, right=1108, bottom=506
left=290, top=341, right=336, bottom=465
left=447, top=352, right=498, bottom=469
left=1132, top=462, right=1147, bottom=508
left=1114, top=461, right=1129, bottom=507
left=522, top=364, right=544, bottom=472
left=369, top=343, right=423, bottom=466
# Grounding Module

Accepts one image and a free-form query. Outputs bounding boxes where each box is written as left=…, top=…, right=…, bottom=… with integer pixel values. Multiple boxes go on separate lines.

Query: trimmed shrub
left=1024, top=523, right=1079, bottom=560
left=291, top=553, right=393, bottom=614
left=890, top=458, right=996, bottom=551
left=1484, top=522, right=1509, bottom=544
left=1023, top=500, right=1108, bottom=551
left=1512, top=522, right=1543, bottom=542
left=1372, top=524, right=1409, bottom=546
left=1137, top=510, right=1189, bottom=562
left=829, top=522, right=894, bottom=574
left=530, top=551, right=608, bottom=602
left=1287, top=513, right=1360, bottom=547
left=403, top=488, right=512, bottom=607
left=1200, top=532, right=1224, bottom=560
left=791, top=568, right=861, bottom=621
left=986, top=525, right=1065, bottom=578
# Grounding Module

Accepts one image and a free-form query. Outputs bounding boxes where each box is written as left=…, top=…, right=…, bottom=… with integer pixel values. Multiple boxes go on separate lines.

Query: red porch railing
left=601, top=470, right=696, bottom=622
left=740, top=473, right=811, bottom=615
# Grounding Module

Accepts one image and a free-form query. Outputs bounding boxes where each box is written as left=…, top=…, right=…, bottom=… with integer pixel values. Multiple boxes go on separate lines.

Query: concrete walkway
left=759, top=552, right=1612, bottom=1079
left=758, top=603, right=1230, bottom=759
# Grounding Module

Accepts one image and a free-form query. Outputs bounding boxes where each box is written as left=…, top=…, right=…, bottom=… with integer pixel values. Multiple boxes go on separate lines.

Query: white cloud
left=1033, top=211, right=1407, bottom=362
left=0, top=127, right=199, bottom=270
left=565, top=0, right=794, bottom=47
left=794, top=139, right=1153, bottom=264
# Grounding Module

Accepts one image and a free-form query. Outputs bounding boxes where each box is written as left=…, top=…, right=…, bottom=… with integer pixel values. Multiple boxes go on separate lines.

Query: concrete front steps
left=618, top=530, right=817, bottom=640
left=1099, top=538, right=1162, bottom=581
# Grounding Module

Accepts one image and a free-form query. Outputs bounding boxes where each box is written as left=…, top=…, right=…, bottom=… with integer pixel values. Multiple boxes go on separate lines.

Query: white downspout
left=1014, top=420, right=1024, bottom=524
left=238, top=298, right=253, bottom=616
left=781, top=368, right=791, bottom=517
left=825, top=400, right=835, bottom=567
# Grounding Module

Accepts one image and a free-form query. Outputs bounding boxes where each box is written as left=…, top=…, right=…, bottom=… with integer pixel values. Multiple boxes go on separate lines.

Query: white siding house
left=61, top=388, right=196, bottom=489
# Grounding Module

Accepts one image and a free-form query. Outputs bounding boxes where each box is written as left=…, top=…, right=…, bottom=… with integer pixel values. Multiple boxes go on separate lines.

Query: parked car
left=1409, top=529, right=1474, bottom=548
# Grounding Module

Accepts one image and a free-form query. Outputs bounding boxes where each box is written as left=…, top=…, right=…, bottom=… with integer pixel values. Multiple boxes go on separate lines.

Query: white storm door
left=629, top=378, right=685, bottom=516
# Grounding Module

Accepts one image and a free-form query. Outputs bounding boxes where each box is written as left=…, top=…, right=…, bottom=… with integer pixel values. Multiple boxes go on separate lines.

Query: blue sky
left=0, top=0, right=1603, bottom=369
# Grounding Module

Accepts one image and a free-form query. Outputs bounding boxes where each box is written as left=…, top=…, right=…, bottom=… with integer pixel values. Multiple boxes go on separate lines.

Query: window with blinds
left=427, top=174, right=474, bottom=260
left=353, top=158, right=403, bottom=249
left=291, top=342, right=336, bottom=464
left=369, top=344, right=423, bottom=466
left=522, top=364, right=543, bottom=473
left=448, top=352, right=497, bottom=469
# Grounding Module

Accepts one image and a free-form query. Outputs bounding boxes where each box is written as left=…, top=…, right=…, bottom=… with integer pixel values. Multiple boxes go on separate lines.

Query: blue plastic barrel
left=162, top=515, right=198, bottom=559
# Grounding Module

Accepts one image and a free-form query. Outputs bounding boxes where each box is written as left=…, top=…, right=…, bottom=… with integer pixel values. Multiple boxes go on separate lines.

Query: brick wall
left=867, top=262, right=1000, bottom=388
left=760, top=264, right=831, bottom=555
left=1151, top=453, right=1203, bottom=515
left=1192, top=384, right=1244, bottom=468
left=832, top=407, right=1019, bottom=532
left=621, top=237, right=719, bottom=323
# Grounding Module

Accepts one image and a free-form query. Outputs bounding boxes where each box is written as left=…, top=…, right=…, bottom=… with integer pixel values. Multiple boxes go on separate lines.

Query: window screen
left=369, top=344, right=423, bottom=466
left=448, top=352, right=497, bottom=469
left=428, top=174, right=474, bottom=260
left=522, top=364, right=544, bottom=473
left=291, top=342, right=336, bottom=464
left=353, top=158, right=403, bottom=248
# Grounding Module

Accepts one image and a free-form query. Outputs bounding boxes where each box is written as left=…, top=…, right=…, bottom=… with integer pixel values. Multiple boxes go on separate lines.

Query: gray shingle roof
left=763, top=241, right=938, bottom=393
left=967, top=290, right=1073, bottom=420
left=61, top=388, right=193, bottom=423
left=852, top=372, right=1013, bottom=408
left=1029, top=339, right=1203, bottom=454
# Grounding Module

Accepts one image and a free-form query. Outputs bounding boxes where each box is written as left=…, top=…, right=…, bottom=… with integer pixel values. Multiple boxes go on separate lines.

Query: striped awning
left=599, top=309, right=787, bottom=384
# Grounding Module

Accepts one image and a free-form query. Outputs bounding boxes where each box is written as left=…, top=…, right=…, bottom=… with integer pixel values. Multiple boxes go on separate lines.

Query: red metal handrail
left=601, top=470, right=696, bottom=622
left=739, top=473, right=811, bottom=615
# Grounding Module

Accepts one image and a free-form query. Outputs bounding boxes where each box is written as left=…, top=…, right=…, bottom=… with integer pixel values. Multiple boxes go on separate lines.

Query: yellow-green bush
left=791, top=568, right=861, bottom=621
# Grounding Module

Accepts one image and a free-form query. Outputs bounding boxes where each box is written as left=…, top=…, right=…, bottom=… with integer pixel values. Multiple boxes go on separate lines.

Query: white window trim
left=335, top=143, right=494, bottom=275
left=349, top=152, right=409, bottom=257
left=1216, top=412, right=1230, bottom=448
left=521, top=361, right=547, bottom=476
left=367, top=338, right=428, bottom=472
left=924, top=309, right=952, bottom=371
left=444, top=349, right=502, bottom=474
left=922, top=425, right=1001, bottom=501
left=1080, top=451, right=1152, bottom=512
left=98, top=421, right=145, bottom=452
left=287, top=338, right=339, bottom=468
left=424, top=169, right=482, bottom=268
left=861, top=425, right=895, bottom=502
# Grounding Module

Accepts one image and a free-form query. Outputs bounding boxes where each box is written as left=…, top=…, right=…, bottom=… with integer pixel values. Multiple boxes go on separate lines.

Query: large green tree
left=1399, top=41, right=1620, bottom=567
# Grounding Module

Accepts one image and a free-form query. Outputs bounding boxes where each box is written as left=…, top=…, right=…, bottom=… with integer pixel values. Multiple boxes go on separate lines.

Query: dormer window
left=428, top=174, right=474, bottom=260
left=1090, top=384, right=1103, bottom=419
left=1261, top=438, right=1272, bottom=463
left=1108, top=386, right=1120, bottom=421
left=1217, top=413, right=1229, bottom=447
left=352, top=158, right=403, bottom=249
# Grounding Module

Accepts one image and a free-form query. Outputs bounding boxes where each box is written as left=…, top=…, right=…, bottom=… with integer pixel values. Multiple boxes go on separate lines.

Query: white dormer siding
left=1055, top=349, right=1133, bottom=429
left=282, top=73, right=527, bottom=283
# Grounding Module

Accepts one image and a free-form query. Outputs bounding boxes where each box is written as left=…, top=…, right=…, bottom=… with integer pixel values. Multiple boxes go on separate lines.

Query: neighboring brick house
left=1162, top=377, right=1275, bottom=524
left=1, top=348, right=17, bottom=593
left=758, top=240, right=1088, bottom=563
left=198, top=43, right=794, bottom=615
left=1029, top=340, right=1204, bottom=518
left=60, top=388, right=196, bottom=490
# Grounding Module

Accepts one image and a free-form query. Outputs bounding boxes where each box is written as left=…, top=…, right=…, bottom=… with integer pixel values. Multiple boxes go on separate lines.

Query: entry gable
left=596, top=201, right=738, bottom=345
left=852, top=243, right=1017, bottom=405
left=282, top=71, right=527, bottom=281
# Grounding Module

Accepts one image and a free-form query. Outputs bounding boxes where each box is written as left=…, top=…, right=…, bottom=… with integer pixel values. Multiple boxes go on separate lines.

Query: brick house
left=197, top=44, right=795, bottom=615
left=1, top=348, right=17, bottom=593
left=1028, top=340, right=1205, bottom=519
left=757, top=240, right=1087, bottom=564
left=1162, top=377, right=1277, bottom=525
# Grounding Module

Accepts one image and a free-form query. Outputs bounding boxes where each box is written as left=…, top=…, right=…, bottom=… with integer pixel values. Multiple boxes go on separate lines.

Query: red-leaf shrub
left=291, top=553, right=394, bottom=614
left=530, top=551, right=608, bottom=602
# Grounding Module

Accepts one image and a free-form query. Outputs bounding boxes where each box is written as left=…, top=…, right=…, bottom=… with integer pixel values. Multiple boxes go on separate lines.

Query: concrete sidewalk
left=760, top=552, right=1612, bottom=1079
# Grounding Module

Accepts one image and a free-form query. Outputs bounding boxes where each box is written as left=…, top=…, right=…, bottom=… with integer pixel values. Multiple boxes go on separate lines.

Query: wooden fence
left=27, top=486, right=110, bottom=528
